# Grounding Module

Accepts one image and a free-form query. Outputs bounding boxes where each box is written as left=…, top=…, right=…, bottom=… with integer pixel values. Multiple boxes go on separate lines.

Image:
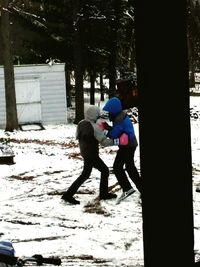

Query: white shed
left=0, top=63, right=67, bottom=129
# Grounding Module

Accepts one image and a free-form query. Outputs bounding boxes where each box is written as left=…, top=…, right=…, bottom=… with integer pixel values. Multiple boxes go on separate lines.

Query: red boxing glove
left=97, top=119, right=109, bottom=135
left=98, top=121, right=105, bottom=130
left=119, top=133, right=129, bottom=145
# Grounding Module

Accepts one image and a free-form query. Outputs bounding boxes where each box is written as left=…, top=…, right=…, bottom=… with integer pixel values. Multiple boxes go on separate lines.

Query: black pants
left=113, top=146, right=142, bottom=193
left=65, top=156, right=109, bottom=198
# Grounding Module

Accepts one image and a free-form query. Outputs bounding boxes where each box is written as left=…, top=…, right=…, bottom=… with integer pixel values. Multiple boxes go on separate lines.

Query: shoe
left=116, top=188, right=135, bottom=204
left=61, top=194, right=80, bottom=205
left=99, top=192, right=117, bottom=200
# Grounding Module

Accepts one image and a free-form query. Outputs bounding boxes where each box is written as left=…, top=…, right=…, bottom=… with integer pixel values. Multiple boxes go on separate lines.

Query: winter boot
left=61, top=193, right=80, bottom=205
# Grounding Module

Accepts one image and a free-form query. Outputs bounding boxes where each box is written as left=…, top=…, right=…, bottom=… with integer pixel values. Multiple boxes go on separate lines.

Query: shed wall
left=0, top=78, right=6, bottom=127
left=0, top=63, right=67, bottom=129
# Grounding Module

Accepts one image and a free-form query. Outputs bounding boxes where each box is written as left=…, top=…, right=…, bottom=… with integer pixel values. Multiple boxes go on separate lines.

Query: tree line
left=0, top=0, right=200, bottom=130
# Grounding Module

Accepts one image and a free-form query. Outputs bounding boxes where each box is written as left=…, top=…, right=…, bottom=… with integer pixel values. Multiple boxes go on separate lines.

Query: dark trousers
left=66, top=156, right=109, bottom=198
left=113, top=146, right=142, bottom=193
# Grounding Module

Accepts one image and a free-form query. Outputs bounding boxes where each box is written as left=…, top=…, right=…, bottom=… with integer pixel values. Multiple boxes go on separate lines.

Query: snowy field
left=0, top=95, right=200, bottom=267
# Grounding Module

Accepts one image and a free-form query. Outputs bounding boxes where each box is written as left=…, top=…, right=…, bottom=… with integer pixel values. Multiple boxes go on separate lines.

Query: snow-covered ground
left=0, top=95, right=200, bottom=267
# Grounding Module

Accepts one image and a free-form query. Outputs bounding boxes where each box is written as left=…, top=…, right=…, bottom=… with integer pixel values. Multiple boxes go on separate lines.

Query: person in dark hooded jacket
left=102, top=97, right=142, bottom=204
left=61, top=104, right=124, bottom=205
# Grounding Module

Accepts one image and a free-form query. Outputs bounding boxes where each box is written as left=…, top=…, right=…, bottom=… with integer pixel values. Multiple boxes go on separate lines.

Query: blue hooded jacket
left=103, top=97, right=137, bottom=145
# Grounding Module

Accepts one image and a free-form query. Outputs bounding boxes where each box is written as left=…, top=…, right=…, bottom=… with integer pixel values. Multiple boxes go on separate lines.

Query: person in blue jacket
left=102, top=97, right=142, bottom=203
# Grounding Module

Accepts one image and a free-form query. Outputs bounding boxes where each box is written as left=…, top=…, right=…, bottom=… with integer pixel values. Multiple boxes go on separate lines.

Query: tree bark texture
left=73, top=0, right=84, bottom=124
left=1, top=0, right=18, bottom=131
left=135, top=1, right=194, bottom=267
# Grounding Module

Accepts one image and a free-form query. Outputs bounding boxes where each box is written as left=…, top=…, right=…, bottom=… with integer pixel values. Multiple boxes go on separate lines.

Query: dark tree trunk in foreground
left=135, top=1, right=194, bottom=267
left=1, top=0, right=18, bottom=131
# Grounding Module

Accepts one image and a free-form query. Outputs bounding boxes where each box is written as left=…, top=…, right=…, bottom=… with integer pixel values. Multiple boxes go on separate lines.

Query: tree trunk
left=89, top=70, right=95, bottom=105
left=108, top=0, right=121, bottom=98
left=65, top=68, right=72, bottom=107
left=73, top=0, right=84, bottom=124
left=1, top=0, right=18, bottom=131
left=100, top=73, right=105, bottom=102
left=135, top=1, right=194, bottom=267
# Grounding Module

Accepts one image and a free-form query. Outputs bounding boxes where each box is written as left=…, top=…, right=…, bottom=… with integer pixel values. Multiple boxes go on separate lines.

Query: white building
left=0, top=63, right=67, bottom=129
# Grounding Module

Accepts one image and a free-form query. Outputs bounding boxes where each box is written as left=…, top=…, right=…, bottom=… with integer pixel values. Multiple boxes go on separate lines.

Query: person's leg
left=93, top=156, right=117, bottom=200
left=113, top=148, right=132, bottom=192
left=61, top=158, right=92, bottom=204
left=125, top=147, right=142, bottom=193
